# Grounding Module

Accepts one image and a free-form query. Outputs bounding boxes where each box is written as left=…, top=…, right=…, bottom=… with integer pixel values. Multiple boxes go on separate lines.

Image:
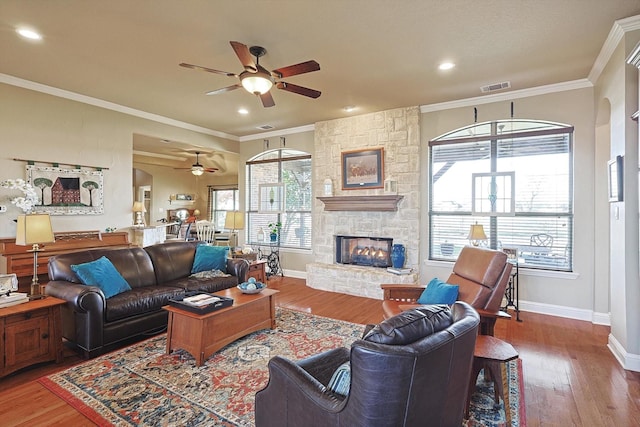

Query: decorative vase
left=270, top=232, right=277, bottom=242
left=390, top=244, right=406, bottom=268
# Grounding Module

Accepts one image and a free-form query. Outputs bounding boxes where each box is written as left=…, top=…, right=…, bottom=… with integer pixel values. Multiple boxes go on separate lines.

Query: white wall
left=0, top=83, right=239, bottom=239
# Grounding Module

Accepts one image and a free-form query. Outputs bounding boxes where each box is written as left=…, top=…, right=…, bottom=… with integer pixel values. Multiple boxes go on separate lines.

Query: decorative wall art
left=341, top=148, right=384, bottom=190
left=26, top=165, right=104, bottom=215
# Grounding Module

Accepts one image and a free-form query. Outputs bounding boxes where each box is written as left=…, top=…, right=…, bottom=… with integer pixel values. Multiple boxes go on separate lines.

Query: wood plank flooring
left=0, top=276, right=638, bottom=426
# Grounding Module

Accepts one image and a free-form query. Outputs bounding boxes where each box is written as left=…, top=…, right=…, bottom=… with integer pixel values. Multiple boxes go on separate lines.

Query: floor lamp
left=224, top=211, right=244, bottom=248
left=16, top=213, right=55, bottom=299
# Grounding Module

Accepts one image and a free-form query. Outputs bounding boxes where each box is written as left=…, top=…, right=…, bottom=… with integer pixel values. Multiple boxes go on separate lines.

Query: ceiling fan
left=174, top=152, right=218, bottom=176
left=180, top=41, right=321, bottom=108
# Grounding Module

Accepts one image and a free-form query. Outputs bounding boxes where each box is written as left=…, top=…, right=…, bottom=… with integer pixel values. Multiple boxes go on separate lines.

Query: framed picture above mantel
left=341, top=148, right=384, bottom=190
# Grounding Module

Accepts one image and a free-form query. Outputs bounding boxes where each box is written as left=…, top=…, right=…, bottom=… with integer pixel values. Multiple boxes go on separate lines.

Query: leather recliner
left=381, top=246, right=512, bottom=335
left=255, top=302, right=480, bottom=427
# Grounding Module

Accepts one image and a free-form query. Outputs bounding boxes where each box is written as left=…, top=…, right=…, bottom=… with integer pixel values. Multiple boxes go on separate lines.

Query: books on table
left=0, top=292, right=29, bottom=308
left=183, top=294, right=221, bottom=307
left=386, top=267, right=413, bottom=275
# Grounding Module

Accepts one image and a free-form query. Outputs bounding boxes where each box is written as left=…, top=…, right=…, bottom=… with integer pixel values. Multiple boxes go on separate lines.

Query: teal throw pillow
left=71, top=256, right=132, bottom=299
left=191, top=245, right=229, bottom=274
left=327, top=362, right=351, bottom=397
left=417, top=277, right=459, bottom=305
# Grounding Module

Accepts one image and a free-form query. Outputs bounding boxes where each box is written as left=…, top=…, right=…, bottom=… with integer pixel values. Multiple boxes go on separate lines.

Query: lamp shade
left=467, top=223, right=487, bottom=246
left=241, top=72, right=273, bottom=95
left=132, top=201, right=146, bottom=213
left=224, top=211, right=245, bottom=230
left=15, top=214, right=55, bottom=246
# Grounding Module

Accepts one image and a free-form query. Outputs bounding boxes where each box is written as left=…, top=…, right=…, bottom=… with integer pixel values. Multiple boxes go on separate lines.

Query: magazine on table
left=183, top=294, right=221, bottom=307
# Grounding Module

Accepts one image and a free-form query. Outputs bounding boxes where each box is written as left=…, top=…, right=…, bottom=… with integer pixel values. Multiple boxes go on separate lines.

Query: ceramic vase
left=391, top=244, right=406, bottom=268
left=270, top=232, right=278, bottom=242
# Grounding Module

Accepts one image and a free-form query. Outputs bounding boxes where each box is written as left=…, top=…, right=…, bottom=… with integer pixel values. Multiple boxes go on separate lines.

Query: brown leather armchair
left=381, top=246, right=512, bottom=335
left=255, top=302, right=480, bottom=427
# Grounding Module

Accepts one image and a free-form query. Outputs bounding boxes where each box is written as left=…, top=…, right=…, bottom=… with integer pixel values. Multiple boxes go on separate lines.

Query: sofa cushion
left=165, top=275, right=239, bottom=294
left=104, top=285, right=185, bottom=322
left=71, top=256, right=132, bottom=299
left=417, top=278, right=459, bottom=305
left=363, top=305, right=453, bottom=345
left=191, top=245, right=229, bottom=274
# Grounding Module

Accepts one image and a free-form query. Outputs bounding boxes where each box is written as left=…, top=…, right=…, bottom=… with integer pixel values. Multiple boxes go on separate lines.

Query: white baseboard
left=608, top=334, right=640, bottom=372
left=280, top=269, right=306, bottom=280
left=518, top=300, right=610, bottom=325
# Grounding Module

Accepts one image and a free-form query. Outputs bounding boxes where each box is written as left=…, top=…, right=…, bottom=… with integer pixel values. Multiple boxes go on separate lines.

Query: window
left=429, top=119, right=573, bottom=271
left=208, top=188, right=239, bottom=230
left=246, top=149, right=312, bottom=250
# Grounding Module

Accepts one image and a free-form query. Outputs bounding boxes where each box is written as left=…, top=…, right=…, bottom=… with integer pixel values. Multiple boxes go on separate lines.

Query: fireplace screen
left=335, top=235, right=392, bottom=268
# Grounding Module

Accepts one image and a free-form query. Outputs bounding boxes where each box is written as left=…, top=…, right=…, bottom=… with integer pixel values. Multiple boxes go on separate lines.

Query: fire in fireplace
left=335, top=235, right=392, bottom=268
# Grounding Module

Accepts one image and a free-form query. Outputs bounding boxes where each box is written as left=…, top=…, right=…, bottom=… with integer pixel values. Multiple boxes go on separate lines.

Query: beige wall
left=0, top=83, right=239, bottom=239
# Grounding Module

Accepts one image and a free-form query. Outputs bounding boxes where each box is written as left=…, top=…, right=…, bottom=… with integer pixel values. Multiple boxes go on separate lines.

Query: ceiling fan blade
left=206, top=84, right=242, bottom=96
left=272, top=60, right=320, bottom=78
left=179, top=63, right=236, bottom=77
left=259, top=91, right=275, bottom=108
left=230, top=41, right=258, bottom=73
left=276, top=81, right=321, bottom=99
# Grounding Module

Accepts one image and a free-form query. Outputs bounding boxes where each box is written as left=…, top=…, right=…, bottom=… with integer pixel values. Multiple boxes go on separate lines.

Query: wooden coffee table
left=164, top=287, right=278, bottom=366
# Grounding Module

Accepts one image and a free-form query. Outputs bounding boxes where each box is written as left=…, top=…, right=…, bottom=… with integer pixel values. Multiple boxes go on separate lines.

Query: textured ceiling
left=1, top=0, right=639, bottom=147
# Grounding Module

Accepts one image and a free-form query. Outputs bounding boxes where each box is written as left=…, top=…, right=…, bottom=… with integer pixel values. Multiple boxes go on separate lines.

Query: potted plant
left=268, top=222, right=281, bottom=242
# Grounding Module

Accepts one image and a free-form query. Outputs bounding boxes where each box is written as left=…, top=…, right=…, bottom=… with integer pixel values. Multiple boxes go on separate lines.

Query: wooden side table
left=246, top=260, right=267, bottom=283
left=466, top=335, right=519, bottom=425
left=0, top=296, right=65, bottom=378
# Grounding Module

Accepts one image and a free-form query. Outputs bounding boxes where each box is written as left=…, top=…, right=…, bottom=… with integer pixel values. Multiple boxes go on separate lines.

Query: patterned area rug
left=39, top=308, right=525, bottom=426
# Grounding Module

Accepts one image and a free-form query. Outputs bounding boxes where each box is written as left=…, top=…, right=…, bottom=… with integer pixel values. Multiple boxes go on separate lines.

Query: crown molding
left=589, top=14, right=640, bottom=83
left=0, top=73, right=239, bottom=142
left=420, top=79, right=592, bottom=113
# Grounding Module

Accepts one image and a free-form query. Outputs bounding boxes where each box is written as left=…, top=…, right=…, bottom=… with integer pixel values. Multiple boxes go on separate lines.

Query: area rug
left=39, top=308, right=524, bottom=426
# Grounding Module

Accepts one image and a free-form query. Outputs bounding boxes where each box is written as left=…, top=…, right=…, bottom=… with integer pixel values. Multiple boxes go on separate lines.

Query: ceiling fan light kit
left=174, top=151, right=218, bottom=175
left=180, top=41, right=321, bottom=108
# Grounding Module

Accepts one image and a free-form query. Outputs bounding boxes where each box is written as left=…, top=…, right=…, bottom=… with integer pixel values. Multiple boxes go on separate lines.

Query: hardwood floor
left=0, top=276, right=638, bottom=426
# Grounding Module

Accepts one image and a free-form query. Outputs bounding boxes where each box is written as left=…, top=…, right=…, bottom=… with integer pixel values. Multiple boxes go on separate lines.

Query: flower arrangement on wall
left=0, top=178, right=39, bottom=213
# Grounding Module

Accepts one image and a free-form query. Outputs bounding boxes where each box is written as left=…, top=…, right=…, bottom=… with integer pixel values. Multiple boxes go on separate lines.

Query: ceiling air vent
left=257, top=124, right=275, bottom=130
left=480, top=81, right=511, bottom=93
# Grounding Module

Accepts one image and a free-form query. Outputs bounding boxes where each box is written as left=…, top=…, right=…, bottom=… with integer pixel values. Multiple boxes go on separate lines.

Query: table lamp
left=15, top=213, right=55, bottom=299
left=132, top=201, right=146, bottom=226
left=467, top=222, right=487, bottom=246
left=224, top=211, right=244, bottom=248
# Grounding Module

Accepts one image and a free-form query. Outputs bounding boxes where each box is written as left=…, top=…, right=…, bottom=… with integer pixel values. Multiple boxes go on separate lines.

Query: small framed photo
left=341, top=148, right=384, bottom=190
left=608, top=155, right=623, bottom=202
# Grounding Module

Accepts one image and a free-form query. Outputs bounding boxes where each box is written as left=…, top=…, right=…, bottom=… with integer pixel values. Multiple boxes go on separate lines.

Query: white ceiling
left=2, top=0, right=640, bottom=148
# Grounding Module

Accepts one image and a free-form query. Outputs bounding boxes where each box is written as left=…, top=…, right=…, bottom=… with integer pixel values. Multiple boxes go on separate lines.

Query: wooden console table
left=0, top=230, right=130, bottom=292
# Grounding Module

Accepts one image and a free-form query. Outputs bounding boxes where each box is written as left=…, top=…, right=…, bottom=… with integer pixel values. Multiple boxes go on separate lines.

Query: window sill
left=424, top=259, right=579, bottom=280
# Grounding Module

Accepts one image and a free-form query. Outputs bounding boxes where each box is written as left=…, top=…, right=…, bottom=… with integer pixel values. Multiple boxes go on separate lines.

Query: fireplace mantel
left=317, top=195, right=404, bottom=211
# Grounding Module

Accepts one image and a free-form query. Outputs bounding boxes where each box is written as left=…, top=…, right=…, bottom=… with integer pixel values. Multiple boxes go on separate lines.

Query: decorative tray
left=169, top=292, right=234, bottom=314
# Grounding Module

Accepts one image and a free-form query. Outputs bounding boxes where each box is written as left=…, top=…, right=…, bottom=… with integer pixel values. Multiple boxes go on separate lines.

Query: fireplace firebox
left=335, top=235, right=392, bottom=268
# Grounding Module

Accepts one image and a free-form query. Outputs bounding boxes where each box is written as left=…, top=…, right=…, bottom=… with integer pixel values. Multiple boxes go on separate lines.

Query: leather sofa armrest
left=45, top=280, right=106, bottom=314
left=226, top=258, right=250, bottom=282
left=297, top=347, right=350, bottom=386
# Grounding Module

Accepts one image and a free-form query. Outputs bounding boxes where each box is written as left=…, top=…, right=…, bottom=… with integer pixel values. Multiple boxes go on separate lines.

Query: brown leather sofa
left=255, top=302, right=480, bottom=427
left=381, top=246, right=512, bottom=335
left=46, top=241, right=249, bottom=358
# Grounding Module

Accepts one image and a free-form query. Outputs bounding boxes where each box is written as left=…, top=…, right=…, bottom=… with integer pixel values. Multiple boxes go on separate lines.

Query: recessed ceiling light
left=238, top=108, right=249, bottom=115
left=438, top=62, right=455, bottom=71
left=343, top=106, right=357, bottom=113
left=16, top=27, right=42, bottom=40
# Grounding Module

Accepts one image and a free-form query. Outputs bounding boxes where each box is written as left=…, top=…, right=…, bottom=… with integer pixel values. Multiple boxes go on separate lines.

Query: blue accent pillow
left=71, top=256, right=132, bottom=299
left=417, top=277, right=459, bottom=305
left=191, top=245, right=229, bottom=274
left=327, top=362, right=351, bottom=397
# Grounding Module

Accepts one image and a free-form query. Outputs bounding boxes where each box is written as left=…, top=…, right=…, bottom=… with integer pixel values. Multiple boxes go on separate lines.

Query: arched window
left=246, top=149, right=312, bottom=250
left=429, top=119, right=573, bottom=271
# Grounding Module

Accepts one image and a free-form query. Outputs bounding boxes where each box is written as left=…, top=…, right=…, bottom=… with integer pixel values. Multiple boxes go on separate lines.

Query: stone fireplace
left=307, top=106, right=421, bottom=300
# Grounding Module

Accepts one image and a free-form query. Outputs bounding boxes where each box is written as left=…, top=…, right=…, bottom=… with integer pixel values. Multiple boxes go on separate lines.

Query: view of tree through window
left=429, top=119, right=573, bottom=271
left=246, top=149, right=312, bottom=250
